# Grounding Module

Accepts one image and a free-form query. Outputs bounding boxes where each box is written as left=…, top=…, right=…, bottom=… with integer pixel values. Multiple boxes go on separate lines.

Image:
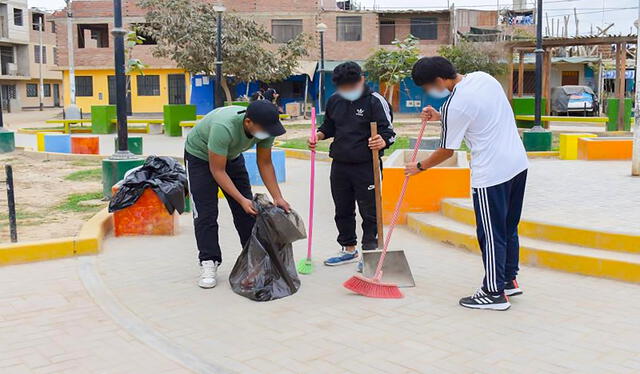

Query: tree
left=364, top=35, right=420, bottom=104
left=438, top=41, right=505, bottom=76
left=125, top=30, right=146, bottom=107
left=137, top=0, right=311, bottom=102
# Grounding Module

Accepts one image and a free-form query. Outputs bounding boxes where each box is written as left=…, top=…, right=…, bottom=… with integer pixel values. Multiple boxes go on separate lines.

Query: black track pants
left=472, top=169, right=527, bottom=294
left=330, top=160, right=380, bottom=251
left=185, top=150, right=255, bottom=264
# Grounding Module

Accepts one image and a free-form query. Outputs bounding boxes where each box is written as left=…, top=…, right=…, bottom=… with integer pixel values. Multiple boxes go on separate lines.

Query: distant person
left=407, top=56, right=528, bottom=311
left=308, top=61, right=395, bottom=271
left=184, top=100, right=291, bottom=289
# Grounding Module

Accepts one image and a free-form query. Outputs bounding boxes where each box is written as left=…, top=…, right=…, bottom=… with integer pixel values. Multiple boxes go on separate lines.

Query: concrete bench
left=110, top=118, right=164, bottom=134
left=71, top=136, right=100, bottom=155
left=559, top=133, right=597, bottom=160
left=179, top=120, right=198, bottom=138
left=577, top=137, right=633, bottom=160
left=45, top=119, right=92, bottom=134
left=515, top=115, right=609, bottom=124
left=44, top=134, right=71, bottom=153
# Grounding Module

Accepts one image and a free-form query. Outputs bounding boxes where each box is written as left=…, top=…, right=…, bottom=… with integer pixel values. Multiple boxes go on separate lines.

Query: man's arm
left=256, top=146, right=291, bottom=212
left=208, top=151, right=257, bottom=215
left=404, top=148, right=454, bottom=176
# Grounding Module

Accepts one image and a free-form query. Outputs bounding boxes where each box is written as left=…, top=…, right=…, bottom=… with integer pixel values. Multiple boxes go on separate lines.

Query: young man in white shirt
left=406, top=57, right=529, bottom=311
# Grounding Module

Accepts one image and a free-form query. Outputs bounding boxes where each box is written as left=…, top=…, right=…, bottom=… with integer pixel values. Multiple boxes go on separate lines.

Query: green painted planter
left=91, top=105, right=117, bottom=134
left=114, top=136, right=143, bottom=155
left=0, top=131, right=15, bottom=153
left=163, top=104, right=196, bottom=137
left=512, top=97, right=547, bottom=128
left=606, top=98, right=633, bottom=131
left=522, top=130, right=552, bottom=151
left=101, top=157, right=145, bottom=199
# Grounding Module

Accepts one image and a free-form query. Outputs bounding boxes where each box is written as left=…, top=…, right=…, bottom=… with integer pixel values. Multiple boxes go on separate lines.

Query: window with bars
left=272, top=19, right=303, bottom=43
left=34, top=46, right=46, bottom=64
left=336, top=16, right=362, bottom=41
left=137, top=75, right=160, bottom=96
left=75, top=76, right=93, bottom=97
left=32, top=13, right=45, bottom=31
left=44, top=84, right=51, bottom=97
left=410, top=18, right=438, bottom=40
left=13, top=9, right=23, bottom=26
left=26, top=84, right=38, bottom=97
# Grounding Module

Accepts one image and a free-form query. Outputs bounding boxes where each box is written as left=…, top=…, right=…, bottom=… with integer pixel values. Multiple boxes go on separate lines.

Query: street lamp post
left=112, top=0, right=130, bottom=156
left=533, top=0, right=543, bottom=130
left=213, top=5, right=226, bottom=109
left=316, top=23, right=327, bottom=114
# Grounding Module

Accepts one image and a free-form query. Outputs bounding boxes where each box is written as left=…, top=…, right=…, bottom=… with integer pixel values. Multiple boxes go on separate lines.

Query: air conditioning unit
left=7, top=63, right=17, bottom=76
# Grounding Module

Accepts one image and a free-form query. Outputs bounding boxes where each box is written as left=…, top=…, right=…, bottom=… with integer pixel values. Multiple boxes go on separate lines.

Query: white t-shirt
left=439, top=71, right=528, bottom=188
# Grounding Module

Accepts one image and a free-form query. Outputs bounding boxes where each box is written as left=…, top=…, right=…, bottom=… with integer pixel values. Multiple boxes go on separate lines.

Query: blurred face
left=337, top=76, right=365, bottom=101
left=244, top=118, right=270, bottom=140
left=422, top=77, right=451, bottom=99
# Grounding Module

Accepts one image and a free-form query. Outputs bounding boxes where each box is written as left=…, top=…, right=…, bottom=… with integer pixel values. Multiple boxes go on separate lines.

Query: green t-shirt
left=185, top=106, right=275, bottom=161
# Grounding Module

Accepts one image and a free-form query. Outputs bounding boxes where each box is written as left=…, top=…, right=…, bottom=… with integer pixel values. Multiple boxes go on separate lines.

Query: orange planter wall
left=382, top=150, right=471, bottom=225
left=113, top=187, right=178, bottom=236
left=577, top=137, right=632, bottom=160
left=71, top=136, right=100, bottom=155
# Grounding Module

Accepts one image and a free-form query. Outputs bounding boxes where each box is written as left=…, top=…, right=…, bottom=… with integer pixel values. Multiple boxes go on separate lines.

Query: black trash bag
left=108, top=156, right=188, bottom=215
left=229, top=194, right=307, bottom=302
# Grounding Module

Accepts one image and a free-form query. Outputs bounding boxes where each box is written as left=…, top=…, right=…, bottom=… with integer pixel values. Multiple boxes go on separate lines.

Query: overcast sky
left=28, top=0, right=639, bottom=36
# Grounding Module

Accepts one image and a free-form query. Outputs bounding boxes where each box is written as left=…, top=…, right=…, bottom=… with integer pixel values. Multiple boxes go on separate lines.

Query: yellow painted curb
left=0, top=208, right=112, bottom=266
left=526, top=151, right=559, bottom=158
left=441, top=200, right=640, bottom=255
left=279, top=148, right=331, bottom=162
left=407, top=215, right=640, bottom=283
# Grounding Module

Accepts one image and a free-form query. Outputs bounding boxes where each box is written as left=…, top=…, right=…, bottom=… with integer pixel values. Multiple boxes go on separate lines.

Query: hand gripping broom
left=343, top=118, right=429, bottom=298
left=297, top=108, right=317, bottom=274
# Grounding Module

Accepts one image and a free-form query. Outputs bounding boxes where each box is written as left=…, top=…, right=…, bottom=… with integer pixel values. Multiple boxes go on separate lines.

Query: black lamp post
left=316, top=22, right=327, bottom=114
left=214, top=5, right=226, bottom=109
left=111, top=0, right=131, bottom=157
left=533, top=0, right=543, bottom=130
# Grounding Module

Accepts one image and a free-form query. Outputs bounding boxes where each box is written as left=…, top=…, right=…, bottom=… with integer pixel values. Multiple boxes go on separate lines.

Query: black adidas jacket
left=318, top=85, right=395, bottom=163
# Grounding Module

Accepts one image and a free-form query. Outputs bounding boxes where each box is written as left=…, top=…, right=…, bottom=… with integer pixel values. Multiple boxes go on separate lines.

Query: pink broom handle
left=374, top=118, right=428, bottom=280
left=306, top=108, right=317, bottom=260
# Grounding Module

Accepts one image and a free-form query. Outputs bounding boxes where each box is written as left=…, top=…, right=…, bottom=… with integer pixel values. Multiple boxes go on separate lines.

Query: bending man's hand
left=274, top=197, right=291, bottom=213
left=240, top=198, right=258, bottom=216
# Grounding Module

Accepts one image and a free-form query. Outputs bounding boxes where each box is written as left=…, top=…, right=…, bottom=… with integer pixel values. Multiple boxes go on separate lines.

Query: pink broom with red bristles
left=343, top=118, right=429, bottom=298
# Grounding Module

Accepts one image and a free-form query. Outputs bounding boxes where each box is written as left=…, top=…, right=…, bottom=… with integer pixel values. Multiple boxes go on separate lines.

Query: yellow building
left=62, top=69, right=191, bottom=114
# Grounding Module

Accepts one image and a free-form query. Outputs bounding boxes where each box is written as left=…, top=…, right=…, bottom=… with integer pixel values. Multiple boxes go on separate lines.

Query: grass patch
left=71, top=160, right=101, bottom=167
left=64, top=168, right=102, bottom=182
left=56, top=192, right=105, bottom=213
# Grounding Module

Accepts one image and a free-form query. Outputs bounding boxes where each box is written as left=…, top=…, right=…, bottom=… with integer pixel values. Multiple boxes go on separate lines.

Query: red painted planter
left=71, top=136, right=100, bottom=155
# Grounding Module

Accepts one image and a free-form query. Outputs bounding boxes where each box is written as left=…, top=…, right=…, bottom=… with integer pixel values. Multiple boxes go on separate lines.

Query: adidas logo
left=356, top=108, right=364, bottom=116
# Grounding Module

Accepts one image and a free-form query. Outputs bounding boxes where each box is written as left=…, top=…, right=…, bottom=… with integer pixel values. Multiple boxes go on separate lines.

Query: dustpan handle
left=370, top=122, right=384, bottom=250
left=306, top=108, right=317, bottom=259
left=374, top=118, right=429, bottom=280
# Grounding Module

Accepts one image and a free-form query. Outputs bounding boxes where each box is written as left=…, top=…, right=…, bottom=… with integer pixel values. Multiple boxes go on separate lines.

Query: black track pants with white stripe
left=472, top=169, right=527, bottom=294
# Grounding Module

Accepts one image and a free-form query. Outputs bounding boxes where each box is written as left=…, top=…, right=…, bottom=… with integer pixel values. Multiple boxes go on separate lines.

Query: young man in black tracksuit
left=308, top=61, right=395, bottom=269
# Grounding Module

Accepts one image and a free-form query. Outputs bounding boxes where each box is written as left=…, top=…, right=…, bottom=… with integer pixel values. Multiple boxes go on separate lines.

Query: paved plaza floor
left=1, top=158, right=639, bottom=373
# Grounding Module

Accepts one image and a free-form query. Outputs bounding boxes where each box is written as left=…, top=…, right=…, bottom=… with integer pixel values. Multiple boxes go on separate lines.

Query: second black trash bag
left=229, top=194, right=307, bottom=302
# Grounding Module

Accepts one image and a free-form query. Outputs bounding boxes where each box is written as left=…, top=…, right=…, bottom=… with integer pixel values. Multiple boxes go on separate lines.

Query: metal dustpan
left=362, top=249, right=415, bottom=288
left=365, top=121, right=416, bottom=288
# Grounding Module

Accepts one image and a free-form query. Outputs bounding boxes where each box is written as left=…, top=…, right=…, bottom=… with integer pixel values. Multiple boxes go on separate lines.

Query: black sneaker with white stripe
left=504, top=279, right=522, bottom=297
left=459, top=288, right=511, bottom=311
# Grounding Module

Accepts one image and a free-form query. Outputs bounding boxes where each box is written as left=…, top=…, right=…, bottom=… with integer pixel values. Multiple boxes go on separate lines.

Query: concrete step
left=440, top=198, right=640, bottom=255
left=407, top=212, right=640, bottom=283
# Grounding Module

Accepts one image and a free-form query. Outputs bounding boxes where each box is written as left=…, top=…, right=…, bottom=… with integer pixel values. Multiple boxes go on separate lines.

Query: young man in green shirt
left=184, top=100, right=291, bottom=288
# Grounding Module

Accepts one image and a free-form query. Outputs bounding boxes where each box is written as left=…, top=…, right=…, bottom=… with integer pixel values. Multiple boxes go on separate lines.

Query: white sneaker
left=198, top=260, right=219, bottom=289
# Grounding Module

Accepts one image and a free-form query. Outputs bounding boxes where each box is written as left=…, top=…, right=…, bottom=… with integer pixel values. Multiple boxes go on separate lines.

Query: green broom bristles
left=297, top=258, right=314, bottom=274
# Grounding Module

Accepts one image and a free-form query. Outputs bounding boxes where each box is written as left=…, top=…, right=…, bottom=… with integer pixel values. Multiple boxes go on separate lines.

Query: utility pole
left=574, top=8, right=579, bottom=36
left=64, top=0, right=75, bottom=105
left=38, top=16, right=44, bottom=111
left=632, top=1, right=640, bottom=176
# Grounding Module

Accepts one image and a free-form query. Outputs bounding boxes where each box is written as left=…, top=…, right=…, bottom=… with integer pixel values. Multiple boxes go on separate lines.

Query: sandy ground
left=0, top=151, right=105, bottom=243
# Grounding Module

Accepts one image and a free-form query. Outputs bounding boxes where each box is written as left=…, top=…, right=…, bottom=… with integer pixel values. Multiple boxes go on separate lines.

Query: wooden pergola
left=505, top=35, right=638, bottom=130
